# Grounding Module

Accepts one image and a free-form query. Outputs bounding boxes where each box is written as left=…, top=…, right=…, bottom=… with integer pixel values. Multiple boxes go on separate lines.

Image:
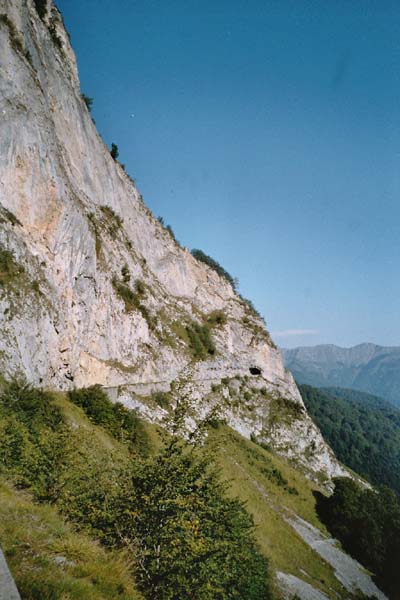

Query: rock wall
left=0, top=0, right=346, bottom=481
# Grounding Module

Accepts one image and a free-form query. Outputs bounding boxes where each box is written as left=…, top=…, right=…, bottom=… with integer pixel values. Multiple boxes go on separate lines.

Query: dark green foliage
left=182, top=310, right=228, bottom=361
left=299, top=384, right=400, bottom=496
left=121, top=263, right=130, bottom=283
left=0, top=380, right=63, bottom=432
left=0, top=248, right=24, bottom=286
left=157, top=216, right=180, bottom=244
left=33, top=0, right=47, bottom=19
left=239, top=296, right=265, bottom=323
left=0, top=207, right=22, bottom=227
left=207, top=310, right=227, bottom=327
left=49, top=23, right=63, bottom=51
left=81, top=93, right=94, bottom=112
left=110, top=143, right=119, bottom=160
left=186, top=321, right=216, bottom=360
left=112, top=278, right=156, bottom=329
left=116, top=438, right=271, bottom=600
left=0, top=381, right=68, bottom=500
left=100, top=205, right=123, bottom=238
left=165, top=224, right=177, bottom=241
left=0, top=379, right=272, bottom=599
left=315, top=478, right=400, bottom=598
left=191, top=249, right=237, bottom=291
left=68, top=385, right=149, bottom=453
left=152, top=391, right=171, bottom=410
left=0, top=14, right=32, bottom=64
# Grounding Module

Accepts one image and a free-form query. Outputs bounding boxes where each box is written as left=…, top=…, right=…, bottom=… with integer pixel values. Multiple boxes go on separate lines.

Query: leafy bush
left=112, top=278, right=156, bottom=329
left=110, top=143, right=119, bottom=160
left=315, top=478, right=400, bottom=598
left=116, top=437, right=272, bottom=600
left=0, top=14, right=32, bottom=64
left=100, top=205, right=123, bottom=238
left=152, top=391, right=171, bottom=410
left=0, top=248, right=24, bottom=286
left=81, top=93, right=94, bottom=112
left=68, top=385, right=149, bottom=453
left=0, top=379, right=272, bottom=599
left=191, top=249, right=237, bottom=290
left=186, top=322, right=216, bottom=360
left=0, top=379, right=63, bottom=431
left=0, top=206, right=21, bottom=227
left=33, top=0, right=47, bottom=19
left=207, top=310, right=227, bottom=327
left=121, top=264, right=130, bottom=283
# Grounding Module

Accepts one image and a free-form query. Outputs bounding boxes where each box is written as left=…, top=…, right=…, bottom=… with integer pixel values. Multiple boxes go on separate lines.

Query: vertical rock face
left=0, top=0, right=346, bottom=480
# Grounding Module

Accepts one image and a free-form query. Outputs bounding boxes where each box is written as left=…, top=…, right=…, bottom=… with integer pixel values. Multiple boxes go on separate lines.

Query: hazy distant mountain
left=282, top=343, right=400, bottom=407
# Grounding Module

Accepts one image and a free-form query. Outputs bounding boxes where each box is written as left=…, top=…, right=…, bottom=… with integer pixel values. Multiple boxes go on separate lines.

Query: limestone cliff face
left=0, top=0, right=346, bottom=481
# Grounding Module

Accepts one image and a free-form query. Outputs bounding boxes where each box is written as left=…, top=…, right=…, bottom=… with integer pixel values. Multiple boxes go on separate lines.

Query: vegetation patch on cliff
left=0, top=14, right=32, bottom=66
left=112, top=276, right=157, bottom=330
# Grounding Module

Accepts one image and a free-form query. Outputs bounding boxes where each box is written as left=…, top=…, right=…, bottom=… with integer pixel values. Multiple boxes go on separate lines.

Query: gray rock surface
left=287, top=515, right=387, bottom=599
left=276, top=572, right=330, bottom=600
left=0, top=0, right=346, bottom=480
left=0, top=550, right=21, bottom=600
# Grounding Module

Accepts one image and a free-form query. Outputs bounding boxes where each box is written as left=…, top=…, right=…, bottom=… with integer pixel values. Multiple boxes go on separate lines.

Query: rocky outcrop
left=0, top=0, right=346, bottom=481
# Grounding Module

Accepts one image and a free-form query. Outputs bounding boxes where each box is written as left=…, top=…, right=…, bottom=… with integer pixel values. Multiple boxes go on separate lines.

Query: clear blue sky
left=57, top=0, right=400, bottom=349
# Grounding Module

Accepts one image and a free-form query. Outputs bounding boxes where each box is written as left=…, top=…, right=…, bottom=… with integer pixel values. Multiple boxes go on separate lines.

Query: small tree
left=110, top=143, right=119, bottom=160
left=81, top=93, right=93, bottom=112
left=116, top=431, right=271, bottom=599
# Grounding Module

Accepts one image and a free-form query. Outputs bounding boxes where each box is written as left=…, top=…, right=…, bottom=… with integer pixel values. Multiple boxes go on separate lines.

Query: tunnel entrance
left=249, top=367, right=262, bottom=376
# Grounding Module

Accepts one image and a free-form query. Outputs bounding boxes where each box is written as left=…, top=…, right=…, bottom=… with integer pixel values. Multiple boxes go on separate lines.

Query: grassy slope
left=0, top=393, right=349, bottom=599
left=0, top=479, right=143, bottom=600
left=208, top=427, right=349, bottom=599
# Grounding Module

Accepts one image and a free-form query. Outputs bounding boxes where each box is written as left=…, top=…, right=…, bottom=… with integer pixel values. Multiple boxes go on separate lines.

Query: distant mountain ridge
left=282, top=343, right=400, bottom=407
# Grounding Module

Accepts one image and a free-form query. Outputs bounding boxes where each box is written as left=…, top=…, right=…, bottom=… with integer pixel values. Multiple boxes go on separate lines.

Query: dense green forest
left=298, top=384, right=400, bottom=495
left=0, top=380, right=271, bottom=600
left=316, top=477, right=400, bottom=599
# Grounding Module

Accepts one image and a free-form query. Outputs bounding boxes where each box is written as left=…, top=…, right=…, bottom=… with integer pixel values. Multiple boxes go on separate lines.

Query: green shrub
left=207, top=310, right=227, bottom=327
left=100, top=205, right=123, bottom=239
left=110, top=143, right=119, bottom=160
left=121, top=264, right=130, bottom=283
left=0, top=380, right=63, bottom=431
left=0, top=14, right=32, bottom=64
left=112, top=278, right=156, bottom=329
left=33, top=0, right=47, bottom=19
left=152, top=391, right=171, bottom=410
left=88, top=212, right=102, bottom=258
left=49, top=22, right=63, bottom=51
left=0, top=379, right=272, bottom=599
left=68, top=385, right=149, bottom=453
left=191, top=249, right=237, bottom=291
left=0, top=248, right=24, bottom=286
left=81, top=93, right=93, bottom=112
left=116, top=437, right=272, bottom=600
left=0, top=207, right=21, bottom=227
left=186, top=322, right=215, bottom=360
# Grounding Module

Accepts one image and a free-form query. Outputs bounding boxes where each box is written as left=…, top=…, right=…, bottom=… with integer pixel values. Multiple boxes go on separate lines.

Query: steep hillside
left=0, top=0, right=346, bottom=480
left=298, top=384, right=400, bottom=496
left=283, top=344, right=400, bottom=407
left=0, top=380, right=386, bottom=600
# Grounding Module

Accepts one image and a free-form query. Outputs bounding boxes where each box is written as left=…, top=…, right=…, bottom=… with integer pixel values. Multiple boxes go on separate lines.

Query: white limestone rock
left=0, top=0, right=346, bottom=481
